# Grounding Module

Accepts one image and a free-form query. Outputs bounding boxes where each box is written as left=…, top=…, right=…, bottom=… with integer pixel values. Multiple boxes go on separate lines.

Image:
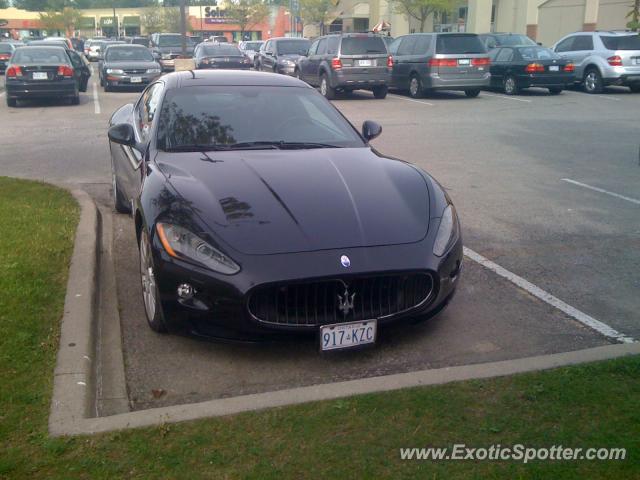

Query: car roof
left=18, top=44, right=67, bottom=50
left=107, top=43, right=146, bottom=48
left=166, top=70, right=311, bottom=89
left=270, top=37, right=309, bottom=41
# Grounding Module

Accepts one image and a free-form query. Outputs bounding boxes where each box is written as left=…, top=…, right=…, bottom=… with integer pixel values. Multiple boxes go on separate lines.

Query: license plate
left=358, top=59, right=373, bottom=67
left=458, top=59, right=470, bottom=65
left=130, top=76, right=142, bottom=83
left=549, top=65, right=559, bottom=72
left=32, top=72, right=48, bottom=80
left=320, top=320, right=377, bottom=351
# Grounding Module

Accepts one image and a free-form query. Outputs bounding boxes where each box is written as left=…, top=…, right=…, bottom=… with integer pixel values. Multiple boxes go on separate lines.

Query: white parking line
left=388, top=94, right=434, bottom=106
left=92, top=80, right=101, bottom=115
left=463, top=246, right=635, bottom=344
left=481, top=92, right=532, bottom=103
left=562, top=178, right=640, bottom=206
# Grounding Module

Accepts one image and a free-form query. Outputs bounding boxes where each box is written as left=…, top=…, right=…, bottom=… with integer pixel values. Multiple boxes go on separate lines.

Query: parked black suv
left=295, top=33, right=391, bottom=99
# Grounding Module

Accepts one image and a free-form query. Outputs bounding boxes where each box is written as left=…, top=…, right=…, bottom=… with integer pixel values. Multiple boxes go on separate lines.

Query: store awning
left=123, top=16, right=140, bottom=27
left=78, top=17, right=95, bottom=29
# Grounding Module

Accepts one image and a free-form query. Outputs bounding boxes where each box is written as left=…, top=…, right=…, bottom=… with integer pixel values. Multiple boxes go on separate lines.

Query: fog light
left=177, top=283, right=195, bottom=300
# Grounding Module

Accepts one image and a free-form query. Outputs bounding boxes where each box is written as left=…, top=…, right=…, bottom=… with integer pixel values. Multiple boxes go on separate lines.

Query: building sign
left=203, top=4, right=230, bottom=24
left=78, top=17, right=95, bottom=29
left=100, top=17, right=116, bottom=27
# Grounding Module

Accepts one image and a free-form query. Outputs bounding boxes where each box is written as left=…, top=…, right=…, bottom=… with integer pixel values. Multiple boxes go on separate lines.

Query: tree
left=39, top=7, right=83, bottom=37
left=13, top=0, right=50, bottom=11
left=388, top=0, right=454, bottom=33
left=299, top=0, right=332, bottom=35
left=224, top=0, right=270, bottom=39
left=142, top=4, right=165, bottom=34
left=627, top=0, right=640, bottom=31
left=0, top=0, right=9, bottom=9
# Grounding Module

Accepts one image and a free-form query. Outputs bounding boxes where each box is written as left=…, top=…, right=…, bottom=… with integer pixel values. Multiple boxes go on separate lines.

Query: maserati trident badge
left=340, top=255, right=351, bottom=268
left=337, top=285, right=356, bottom=316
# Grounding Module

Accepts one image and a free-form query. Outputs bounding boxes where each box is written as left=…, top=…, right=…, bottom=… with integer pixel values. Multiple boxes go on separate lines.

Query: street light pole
left=112, top=7, right=117, bottom=38
left=180, top=0, right=187, bottom=56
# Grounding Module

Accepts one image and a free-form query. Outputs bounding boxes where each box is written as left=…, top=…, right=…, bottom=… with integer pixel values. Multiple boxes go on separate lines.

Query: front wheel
left=112, top=171, right=130, bottom=214
left=548, top=87, right=563, bottom=95
left=372, top=86, right=388, bottom=99
left=503, top=75, right=519, bottom=95
left=464, top=89, right=480, bottom=98
left=320, top=73, right=336, bottom=100
left=139, top=230, right=168, bottom=333
left=583, top=69, right=603, bottom=94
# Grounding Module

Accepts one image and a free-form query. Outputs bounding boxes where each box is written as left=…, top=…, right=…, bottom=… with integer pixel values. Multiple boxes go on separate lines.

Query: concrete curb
left=49, top=189, right=100, bottom=435
left=53, top=340, right=640, bottom=436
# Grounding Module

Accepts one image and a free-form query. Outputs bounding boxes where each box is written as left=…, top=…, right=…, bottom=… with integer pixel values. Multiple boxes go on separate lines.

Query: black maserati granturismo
left=108, top=70, right=462, bottom=351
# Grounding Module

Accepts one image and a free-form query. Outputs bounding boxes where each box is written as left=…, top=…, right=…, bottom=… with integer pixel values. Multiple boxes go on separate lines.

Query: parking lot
left=1, top=70, right=639, bottom=412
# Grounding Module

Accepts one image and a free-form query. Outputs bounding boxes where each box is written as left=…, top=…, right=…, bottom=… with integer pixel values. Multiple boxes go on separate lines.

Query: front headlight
left=156, top=223, right=240, bottom=275
left=281, top=59, right=295, bottom=66
left=146, top=68, right=161, bottom=74
left=161, top=54, right=172, bottom=60
left=433, top=204, right=459, bottom=257
left=106, top=68, right=124, bottom=75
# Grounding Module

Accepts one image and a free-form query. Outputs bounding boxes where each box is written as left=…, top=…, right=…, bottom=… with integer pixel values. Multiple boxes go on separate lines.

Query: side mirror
left=362, top=120, right=382, bottom=141
left=108, top=123, right=136, bottom=147
left=266, top=51, right=273, bottom=56
left=537, top=42, right=543, bottom=46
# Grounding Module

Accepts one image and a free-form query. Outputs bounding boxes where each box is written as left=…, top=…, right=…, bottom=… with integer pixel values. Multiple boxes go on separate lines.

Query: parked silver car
left=552, top=31, right=640, bottom=93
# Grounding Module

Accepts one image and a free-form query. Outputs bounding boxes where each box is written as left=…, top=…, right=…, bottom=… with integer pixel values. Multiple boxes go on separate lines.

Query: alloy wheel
left=320, top=77, right=327, bottom=96
left=504, top=77, right=516, bottom=95
left=140, top=233, right=157, bottom=321
left=409, top=77, right=419, bottom=97
left=585, top=72, right=598, bottom=92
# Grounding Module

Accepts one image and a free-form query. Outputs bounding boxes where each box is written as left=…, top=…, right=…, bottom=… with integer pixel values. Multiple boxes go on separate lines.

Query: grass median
left=0, top=176, right=638, bottom=479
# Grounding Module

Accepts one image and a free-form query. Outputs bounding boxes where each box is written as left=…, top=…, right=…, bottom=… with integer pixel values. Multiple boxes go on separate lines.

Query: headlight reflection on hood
left=157, top=223, right=240, bottom=275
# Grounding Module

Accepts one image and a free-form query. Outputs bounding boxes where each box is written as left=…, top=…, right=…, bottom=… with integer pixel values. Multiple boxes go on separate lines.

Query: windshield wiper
left=276, top=142, right=342, bottom=150
left=165, top=144, right=231, bottom=152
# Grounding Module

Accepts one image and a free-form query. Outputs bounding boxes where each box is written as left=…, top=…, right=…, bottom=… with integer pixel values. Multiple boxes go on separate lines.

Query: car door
left=390, top=36, right=413, bottom=88
left=263, top=40, right=276, bottom=71
left=117, top=82, right=163, bottom=201
left=491, top=47, right=514, bottom=86
left=300, top=39, right=319, bottom=82
left=564, top=35, right=593, bottom=77
left=67, top=50, right=89, bottom=89
left=311, top=38, right=327, bottom=85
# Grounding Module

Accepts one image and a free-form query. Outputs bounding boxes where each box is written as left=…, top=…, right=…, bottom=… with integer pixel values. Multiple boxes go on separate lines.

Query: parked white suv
left=552, top=31, right=640, bottom=93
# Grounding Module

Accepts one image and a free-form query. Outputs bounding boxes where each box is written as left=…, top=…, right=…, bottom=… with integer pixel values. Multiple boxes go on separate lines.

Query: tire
left=104, top=84, right=111, bottom=92
left=112, top=171, right=130, bottom=214
left=548, top=87, right=563, bottom=95
left=408, top=74, right=423, bottom=98
left=464, top=89, right=480, bottom=98
left=629, top=84, right=640, bottom=93
left=139, top=229, right=168, bottom=333
left=6, top=96, right=17, bottom=107
left=503, top=75, right=519, bottom=95
left=583, top=68, right=603, bottom=94
left=372, top=85, right=388, bottom=99
left=320, top=73, right=335, bottom=100
left=100, top=75, right=104, bottom=87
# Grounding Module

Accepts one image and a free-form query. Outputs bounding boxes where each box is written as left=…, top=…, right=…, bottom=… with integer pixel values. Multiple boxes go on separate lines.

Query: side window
left=572, top=35, right=593, bottom=51
left=496, top=48, right=513, bottom=62
left=398, top=36, right=418, bottom=56
left=264, top=40, right=271, bottom=53
left=308, top=40, right=319, bottom=56
left=136, top=83, right=163, bottom=143
left=413, top=35, right=431, bottom=54
left=555, top=37, right=574, bottom=53
left=316, top=38, right=327, bottom=55
left=489, top=48, right=500, bottom=61
left=388, top=36, right=403, bottom=56
left=67, top=50, right=82, bottom=69
left=327, top=36, right=339, bottom=55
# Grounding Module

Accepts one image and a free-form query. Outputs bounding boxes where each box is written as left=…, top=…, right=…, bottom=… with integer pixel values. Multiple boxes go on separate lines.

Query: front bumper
left=160, top=59, right=176, bottom=71
left=106, top=73, right=161, bottom=87
left=276, top=64, right=296, bottom=75
left=151, top=233, right=463, bottom=342
left=6, top=79, right=77, bottom=98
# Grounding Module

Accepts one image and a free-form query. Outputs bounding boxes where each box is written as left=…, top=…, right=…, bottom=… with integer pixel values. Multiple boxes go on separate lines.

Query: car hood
left=103, top=61, right=159, bottom=70
left=156, top=148, right=430, bottom=255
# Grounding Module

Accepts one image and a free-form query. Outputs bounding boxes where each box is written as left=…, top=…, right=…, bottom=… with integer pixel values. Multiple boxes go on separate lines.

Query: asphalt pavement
left=1, top=70, right=638, bottom=412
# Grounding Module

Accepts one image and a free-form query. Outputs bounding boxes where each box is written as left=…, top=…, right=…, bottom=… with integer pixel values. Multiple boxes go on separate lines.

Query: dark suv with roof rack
left=295, top=33, right=392, bottom=99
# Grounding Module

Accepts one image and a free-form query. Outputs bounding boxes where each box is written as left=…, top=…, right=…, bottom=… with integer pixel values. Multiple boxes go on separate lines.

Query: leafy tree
left=141, top=4, right=165, bottom=34
left=39, top=7, right=82, bottom=37
left=224, top=0, right=270, bottom=39
left=0, top=0, right=9, bottom=8
left=13, top=0, right=50, bottom=11
left=299, top=0, right=333, bottom=34
left=388, top=0, right=454, bottom=33
left=627, top=0, right=640, bottom=31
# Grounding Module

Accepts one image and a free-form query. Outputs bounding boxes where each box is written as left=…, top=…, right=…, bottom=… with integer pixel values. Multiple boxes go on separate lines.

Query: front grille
left=123, top=68, right=146, bottom=74
left=248, top=273, right=434, bottom=327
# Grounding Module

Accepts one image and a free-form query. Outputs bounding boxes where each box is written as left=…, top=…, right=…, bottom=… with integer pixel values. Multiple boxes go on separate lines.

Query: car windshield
left=496, top=35, right=536, bottom=46
left=275, top=40, right=310, bottom=55
left=202, top=45, right=242, bottom=56
left=158, top=35, right=192, bottom=47
left=131, top=38, right=148, bottom=46
left=436, top=34, right=486, bottom=54
left=12, top=47, right=69, bottom=65
left=106, top=47, right=154, bottom=62
left=600, top=35, right=640, bottom=51
left=518, top=46, right=560, bottom=60
left=244, top=42, right=262, bottom=51
left=157, top=86, right=365, bottom=151
left=0, top=44, right=13, bottom=53
left=341, top=36, right=388, bottom=55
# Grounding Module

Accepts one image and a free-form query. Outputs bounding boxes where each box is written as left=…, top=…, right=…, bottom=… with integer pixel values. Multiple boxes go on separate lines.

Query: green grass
left=1, top=176, right=639, bottom=479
